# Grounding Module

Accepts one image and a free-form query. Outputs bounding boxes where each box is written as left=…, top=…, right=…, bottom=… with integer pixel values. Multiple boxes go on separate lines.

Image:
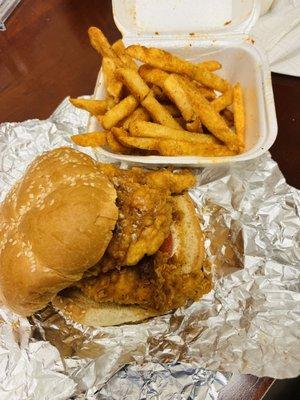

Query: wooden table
left=0, top=0, right=299, bottom=190
left=0, top=1, right=298, bottom=398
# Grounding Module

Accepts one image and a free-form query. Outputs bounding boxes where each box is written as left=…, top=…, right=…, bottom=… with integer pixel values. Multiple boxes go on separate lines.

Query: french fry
left=110, top=125, right=128, bottom=138
left=233, top=83, right=245, bottom=150
left=101, top=95, right=139, bottom=130
left=69, top=98, right=107, bottom=115
left=179, top=79, right=239, bottom=151
left=117, top=67, right=150, bottom=102
left=129, top=121, right=218, bottom=145
left=140, top=66, right=206, bottom=122
left=71, top=132, right=106, bottom=147
left=106, top=95, right=118, bottom=110
left=197, top=60, right=221, bottom=71
left=212, top=89, right=233, bottom=112
left=157, top=140, right=235, bottom=156
left=162, top=104, right=181, bottom=117
left=116, top=135, right=158, bottom=151
left=139, top=64, right=169, bottom=88
left=151, top=85, right=169, bottom=102
left=175, top=117, right=186, bottom=128
left=222, top=108, right=234, bottom=127
left=106, top=129, right=130, bottom=153
left=122, top=107, right=150, bottom=130
left=186, top=117, right=203, bottom=133
left=192, top=66, right=228, bottom=92
left=126, top=45, right=229, bottom=92
left=102, top=57, right=123, bottom=100
left=141, top=93, right=182, bottom=129
left=88, top=27, right=120, bottom=64
left=112, top=127, right=149, bottom=154
left=176, top=75, right=216, bottom=100
left=118, top=135, right=235, bottom=156
left=163, top=74, right=195, bottom=121
left=197, top=86, right=216, bottom=100
left=139, top=65, right=216, bottom=100
left=88, top=27, right=138, bottom=75
left=80, top=28, right=245, bottom=157
left=112, top=39, right=137, bottom=70
left=111, top=39, right=125, bottom=52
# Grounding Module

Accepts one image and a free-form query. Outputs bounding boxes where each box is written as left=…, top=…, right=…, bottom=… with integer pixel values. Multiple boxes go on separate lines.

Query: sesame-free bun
left=53, top=194, right=206, bottom=327
left=0, top=147, right=118, bottom=316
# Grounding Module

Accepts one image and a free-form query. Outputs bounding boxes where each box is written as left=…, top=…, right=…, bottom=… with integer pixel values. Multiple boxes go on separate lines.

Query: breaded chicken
left=78, top=194, right=211, bottom=313
left=78, top=249, right=211, bottom=312
left=79, top=257, right=155, bottom=306
left=92, top=166, right=196, bottom=273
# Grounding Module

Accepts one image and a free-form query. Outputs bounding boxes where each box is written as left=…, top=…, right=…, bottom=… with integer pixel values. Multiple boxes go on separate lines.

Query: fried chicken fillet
left=77, top=183, right=211, bottom=313
left=89, top=165, right=196, bottom=273
left=54, top=163, right=211, bottom=326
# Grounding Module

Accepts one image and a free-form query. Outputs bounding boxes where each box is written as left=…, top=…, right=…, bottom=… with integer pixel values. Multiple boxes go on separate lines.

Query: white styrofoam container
left=88, top=0, right=277, bottom=167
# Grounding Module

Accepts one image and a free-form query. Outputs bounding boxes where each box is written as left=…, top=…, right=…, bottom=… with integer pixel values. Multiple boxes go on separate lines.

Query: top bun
left=0, top=147, right=118, bottom=316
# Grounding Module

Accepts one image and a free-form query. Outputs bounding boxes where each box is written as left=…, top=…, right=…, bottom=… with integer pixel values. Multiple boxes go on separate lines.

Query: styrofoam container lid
left=113, top=0, right=261, bottom=37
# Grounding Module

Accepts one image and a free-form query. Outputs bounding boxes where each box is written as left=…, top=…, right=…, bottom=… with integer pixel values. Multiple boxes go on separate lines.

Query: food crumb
left=224, top=20, right=232, bottom=26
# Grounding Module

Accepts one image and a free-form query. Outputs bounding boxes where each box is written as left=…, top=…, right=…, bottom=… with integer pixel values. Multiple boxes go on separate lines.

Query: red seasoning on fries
left=70, top=27, right=246, bottom=157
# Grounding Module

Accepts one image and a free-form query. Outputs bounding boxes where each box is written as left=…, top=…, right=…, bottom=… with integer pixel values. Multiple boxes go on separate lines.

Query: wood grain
left=0, top=1, right=298, bottom=398
left=219, top=375, right=274, bottom=400
left=0, top=0, right=299, bottom=189
left=270, top=73, right=300, bottom=189
left=0, top=0, right=120, bottom=122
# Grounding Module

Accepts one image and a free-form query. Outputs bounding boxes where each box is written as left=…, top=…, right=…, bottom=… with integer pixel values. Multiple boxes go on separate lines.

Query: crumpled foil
left=0, top=98, right=299, bottom=400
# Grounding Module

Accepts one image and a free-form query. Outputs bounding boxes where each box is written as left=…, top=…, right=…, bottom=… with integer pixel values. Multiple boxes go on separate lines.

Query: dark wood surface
left=219, top=375, right=274, bottom=400
left=0, top=1, right=298, bottom=399
left=0, top=0, right=299, bottom=188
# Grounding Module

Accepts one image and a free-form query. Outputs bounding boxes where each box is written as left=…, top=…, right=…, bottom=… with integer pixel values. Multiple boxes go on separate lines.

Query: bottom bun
left=52, top=289, right=159, bottom=327
left=53, top=193, right=207, bottom=327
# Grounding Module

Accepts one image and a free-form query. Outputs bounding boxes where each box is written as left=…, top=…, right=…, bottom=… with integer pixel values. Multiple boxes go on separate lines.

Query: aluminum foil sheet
left=0, top=98, right=299, bottom=400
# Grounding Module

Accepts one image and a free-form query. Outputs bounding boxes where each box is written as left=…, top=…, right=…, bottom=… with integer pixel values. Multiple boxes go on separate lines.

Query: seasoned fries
left=186, top=117, right=203, bottom=133
left=162, top=104, right=181, bottom=117
left=156, top=140, right=236, bottom=157
left=141, top=93, right=181, bottom=129
left=222, top=109, right=234, bottom=127
left=212, top=89, right=233, bottom=112
left=126, top=45, right=229, bottom=92
left=139, top=65, right=169, bottom=88
left=69, top=98, right=107, bottom=115
left=117, top=67, right=150, bottom=102
left=112, top=40, right=137, bottom=70
left=69, top=27, right=246, bottom=157
left=130, top=121, right=218, bottom=145
left=151, top=85, right=168, bottom=102
left=101, top=95, right=138, bottom=130
left=197, top=60, right=221, bottom=71
left=107, top=129, right=130, bottom=153
left=174, top=74, right=216, bottom=100
left=71, top=132, right=106, bottom=147
left=178, top=77, right=239, bottom=151
left=88, top=27, right=120, bottom=64
left=117, top=135, right=234, bottom=157
left=122, top=107, right=150, bottom=130
left=163, top=74, right=195, bottom=121
left=102, top=57, right=123, bottom=100
left=233, top=83, right=245, bottom=150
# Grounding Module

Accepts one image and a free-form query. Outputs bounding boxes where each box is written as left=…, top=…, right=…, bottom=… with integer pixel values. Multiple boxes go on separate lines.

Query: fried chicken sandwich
left=0, top=147, right=211, bottom=326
